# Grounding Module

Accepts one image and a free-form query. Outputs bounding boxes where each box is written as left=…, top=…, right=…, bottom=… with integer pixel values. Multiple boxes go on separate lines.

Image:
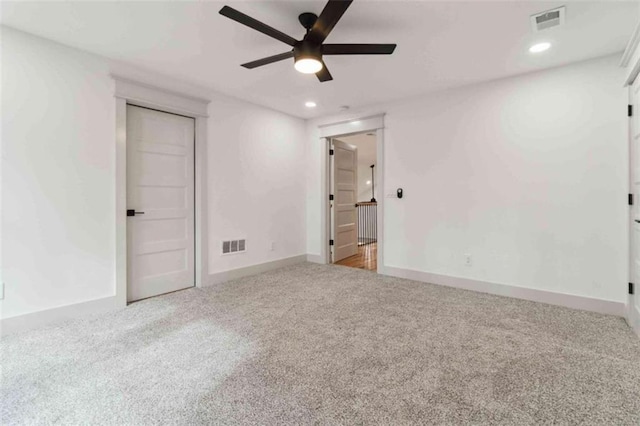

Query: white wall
left=307, top=54, right=628, bottom=304
left=207, top=96, right=306, bottom=273
left=1, top=27, right=306, bottom=322
left=2, top=24, right=629, bottom=324
left=2, top=28, right=116, bottom=319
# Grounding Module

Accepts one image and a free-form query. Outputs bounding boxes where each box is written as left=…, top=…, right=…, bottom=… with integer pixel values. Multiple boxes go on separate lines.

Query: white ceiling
left=2, top=1, right=638, bottom=118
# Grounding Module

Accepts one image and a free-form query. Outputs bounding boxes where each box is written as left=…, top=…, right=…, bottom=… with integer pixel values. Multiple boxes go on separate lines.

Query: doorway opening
left=330, top=132, right=378, bottom=271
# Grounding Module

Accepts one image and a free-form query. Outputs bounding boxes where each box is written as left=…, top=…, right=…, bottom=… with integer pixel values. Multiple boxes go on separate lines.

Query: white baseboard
left=1, top=296, right=120, bottom=337
left=207, top=254, right=307, bottom=286
left=2, top=256, right=306, bottom=336
left=306, top=254, right=324, bottom=264
left=5, top=261, right=626, bottom=337
left=384, top=266, right=625, bottom=317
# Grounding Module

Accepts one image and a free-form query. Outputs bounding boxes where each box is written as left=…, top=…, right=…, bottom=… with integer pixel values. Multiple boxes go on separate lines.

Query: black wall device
left=397, top=188, right=403, bottom=199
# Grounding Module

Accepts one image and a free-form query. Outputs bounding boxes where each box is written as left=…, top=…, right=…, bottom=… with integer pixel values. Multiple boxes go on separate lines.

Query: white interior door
left=332, top=139, right=358, bottom=262
left=126, top=105, right=195, bottom=302
left=630, top=78, right=640, bottom=330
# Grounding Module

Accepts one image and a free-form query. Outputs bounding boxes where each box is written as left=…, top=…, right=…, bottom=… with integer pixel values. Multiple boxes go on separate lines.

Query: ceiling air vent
left=530, top=6, right=565, bottom=32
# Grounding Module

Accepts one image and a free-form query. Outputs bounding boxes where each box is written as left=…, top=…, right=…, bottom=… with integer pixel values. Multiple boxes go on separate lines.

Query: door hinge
left=329, top=239, right=334, bottom=246
left=630, top=194, right=634, bottom=206
left=329, top=149, right=334, bottom=155
left=630, top=282, right=635, bottom=295
left=629, top=105, right=633, bottom=117
left=329, top=194, right=334, bottom=201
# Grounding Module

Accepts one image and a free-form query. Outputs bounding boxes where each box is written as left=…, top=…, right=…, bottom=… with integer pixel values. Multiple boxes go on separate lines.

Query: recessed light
left=529, top=42, right=551, bottom=53
left=305, top=101, right=317, bottom=108
left=366, top=180, right=371, bottom=185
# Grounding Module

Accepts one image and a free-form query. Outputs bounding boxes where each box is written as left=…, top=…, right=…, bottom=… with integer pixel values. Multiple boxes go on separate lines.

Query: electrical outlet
left=464, top=254, right=472, bottom=266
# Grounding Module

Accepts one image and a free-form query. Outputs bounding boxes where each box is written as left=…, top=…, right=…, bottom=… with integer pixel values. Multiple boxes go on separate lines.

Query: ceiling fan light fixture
left=295, top=57, right=323, bottom=74
left=294, top=41, right=323, bottom=74
left=219, top=2, right=397, bottom=82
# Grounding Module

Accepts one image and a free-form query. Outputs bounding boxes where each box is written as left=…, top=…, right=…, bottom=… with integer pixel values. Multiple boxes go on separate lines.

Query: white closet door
left=126, top=105, right=195, bottom=302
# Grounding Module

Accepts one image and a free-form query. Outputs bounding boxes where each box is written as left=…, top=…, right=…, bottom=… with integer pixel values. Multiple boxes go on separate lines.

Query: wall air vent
left=222, top=239, right=247, bottom=255
left=530, top=6, right=565, bottom=32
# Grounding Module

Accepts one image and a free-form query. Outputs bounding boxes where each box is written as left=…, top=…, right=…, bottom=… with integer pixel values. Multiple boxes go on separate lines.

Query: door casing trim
left=319, top=113, right=385, bottom=273
left=626, top=47, right=640, bottom=337
left=113, top=76, right=210, bottom=307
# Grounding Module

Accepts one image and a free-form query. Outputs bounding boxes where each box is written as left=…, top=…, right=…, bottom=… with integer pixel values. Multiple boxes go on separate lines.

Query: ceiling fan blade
left=219, top=6, right=298, bottom=46
left=305, top=0, right=353, bottom=45
left=241, top=51, right=294, bottom=69
left=323, top=44, right=397, bottom=55
left=316, top=62, right=333, bottom=82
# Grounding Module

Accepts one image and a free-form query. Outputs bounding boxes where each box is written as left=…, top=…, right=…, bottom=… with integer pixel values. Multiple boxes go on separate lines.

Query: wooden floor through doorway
left=335, top=243, right=377, bottom=271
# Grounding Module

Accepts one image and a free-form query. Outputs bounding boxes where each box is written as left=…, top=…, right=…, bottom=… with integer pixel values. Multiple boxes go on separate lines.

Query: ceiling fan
left=219, top=0, right=397, bottom=82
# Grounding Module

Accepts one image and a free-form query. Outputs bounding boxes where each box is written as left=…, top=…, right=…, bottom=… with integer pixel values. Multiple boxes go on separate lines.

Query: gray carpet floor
left=2, top=263, right=640, bottom=425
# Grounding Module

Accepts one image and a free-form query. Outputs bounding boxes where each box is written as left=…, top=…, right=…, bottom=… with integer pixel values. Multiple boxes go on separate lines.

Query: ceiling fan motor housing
left=298, top=12, right=318, bottom=31
left=294, top=41, right=322, bottom=62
